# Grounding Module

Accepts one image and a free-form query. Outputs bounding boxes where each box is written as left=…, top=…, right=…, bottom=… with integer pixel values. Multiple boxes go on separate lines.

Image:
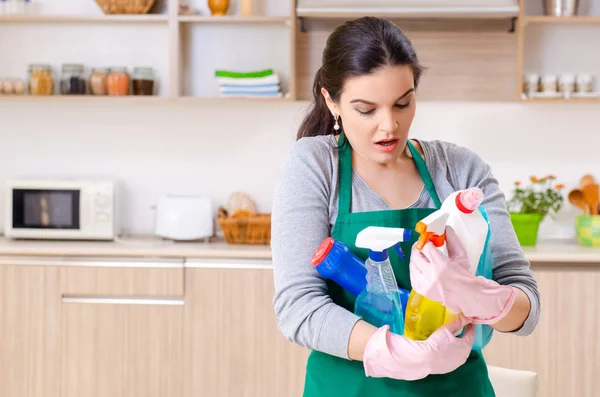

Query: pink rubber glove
left=410, top=227, right=517, bottom=325
left=363, top=315, right=475, bottom=380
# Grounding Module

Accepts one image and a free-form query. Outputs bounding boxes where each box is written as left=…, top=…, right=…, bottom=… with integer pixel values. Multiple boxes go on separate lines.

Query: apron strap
left=337, top=132, right=353, bottom=216
left=337, top=134, right=443, bottom=215
left=407, top=140, right=443, bottom=208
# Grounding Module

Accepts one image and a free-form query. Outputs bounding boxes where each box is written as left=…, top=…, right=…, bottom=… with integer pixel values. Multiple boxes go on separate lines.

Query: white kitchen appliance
left=154, top=194, right=214, bottom=241
left=4, top=179, right=119, bottom=240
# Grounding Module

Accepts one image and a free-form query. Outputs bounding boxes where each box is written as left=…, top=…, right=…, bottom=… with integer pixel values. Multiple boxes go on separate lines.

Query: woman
left=271, top=16, right=540, bottom=397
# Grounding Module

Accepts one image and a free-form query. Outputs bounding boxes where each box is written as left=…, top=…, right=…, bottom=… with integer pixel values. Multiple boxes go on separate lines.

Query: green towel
left=215, top=69, right=274, bottom=78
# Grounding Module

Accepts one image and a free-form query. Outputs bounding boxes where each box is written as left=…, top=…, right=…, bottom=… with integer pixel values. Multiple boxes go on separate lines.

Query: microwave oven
left=4, top=179, right=119, bottom=240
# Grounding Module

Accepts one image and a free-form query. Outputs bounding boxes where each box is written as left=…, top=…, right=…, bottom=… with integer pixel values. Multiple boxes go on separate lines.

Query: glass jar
left=60, top=64, right=86, bottom=95
left=132, top=67, right=155, bottom=96
left=106, top=67, right=130, bottom=96
left=28, top=64, right=54, bottom=96
left=89, top=68, right=109, bottom=95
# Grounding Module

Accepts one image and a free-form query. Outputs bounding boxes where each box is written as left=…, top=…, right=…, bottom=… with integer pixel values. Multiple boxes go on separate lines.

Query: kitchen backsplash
left=0, top=99, right=596, bottom=240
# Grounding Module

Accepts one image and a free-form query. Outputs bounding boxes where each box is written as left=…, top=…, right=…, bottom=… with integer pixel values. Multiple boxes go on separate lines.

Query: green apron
left=302, top=133, right=495, bottom=397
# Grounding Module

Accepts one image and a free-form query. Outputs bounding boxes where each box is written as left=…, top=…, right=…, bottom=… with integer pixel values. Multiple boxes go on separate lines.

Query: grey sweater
left=270, top=135, right=540, bottom=360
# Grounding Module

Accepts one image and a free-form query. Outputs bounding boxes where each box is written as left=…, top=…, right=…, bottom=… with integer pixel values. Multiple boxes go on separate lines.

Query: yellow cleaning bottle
left=404, top=188, right=488, bottom=340
left=404, top=210, right=453, bottom=340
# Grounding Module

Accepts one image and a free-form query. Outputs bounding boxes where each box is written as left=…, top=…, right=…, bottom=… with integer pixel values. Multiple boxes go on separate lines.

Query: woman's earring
left=334, top=115, right=340, bottom=131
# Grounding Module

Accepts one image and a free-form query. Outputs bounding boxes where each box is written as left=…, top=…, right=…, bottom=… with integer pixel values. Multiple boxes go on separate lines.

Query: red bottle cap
left=311, top=237, right=335, bottom=266
left=455, top=191, right=475, bottom=214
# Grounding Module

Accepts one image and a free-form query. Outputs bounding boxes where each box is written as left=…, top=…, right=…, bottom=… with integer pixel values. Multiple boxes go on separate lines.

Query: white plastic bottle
left=442, top=187, right=488, bottom=274
left=406, top=187, right=489, bottom=340
left=415, top=187, right=488, bottom=273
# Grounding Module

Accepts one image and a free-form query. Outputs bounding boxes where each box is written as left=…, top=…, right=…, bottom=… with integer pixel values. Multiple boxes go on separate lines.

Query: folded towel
left=220, top=85, right=280, bottom=94
left=216, top=74, right=280, bottom=87
left=220, top=91, right=283, bottom=98
left=219, top=82, right=279, bottom=89
left=215, top=69, right=273, bottom=79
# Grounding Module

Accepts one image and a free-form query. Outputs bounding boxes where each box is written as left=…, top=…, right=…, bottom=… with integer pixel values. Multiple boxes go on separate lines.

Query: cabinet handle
left=61, top=295, right=184, bottom=305
left=0, top=256, right=184, bottom=268
left=184, top=258, right=272, bottom=269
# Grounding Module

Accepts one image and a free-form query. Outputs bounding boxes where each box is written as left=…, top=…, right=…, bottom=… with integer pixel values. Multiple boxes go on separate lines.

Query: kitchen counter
left=0, top=236, right=598, bottom=265
left=0, top=235, right=272, bottom=260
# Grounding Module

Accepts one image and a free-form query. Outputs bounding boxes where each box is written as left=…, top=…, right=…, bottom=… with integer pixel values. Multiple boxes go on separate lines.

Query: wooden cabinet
left=483, top=265, right=600, bottom=397
left=183, top=260, right=310, bottom=397
left=58, top=258, right=185, bottom=397
left=60, top=298, right=184, bottom=397
left=0, top=264, right=61, bottom=397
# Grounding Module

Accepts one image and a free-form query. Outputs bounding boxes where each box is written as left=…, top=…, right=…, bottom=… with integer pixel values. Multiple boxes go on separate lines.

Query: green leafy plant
left=506, top=175, right=565, bottom=220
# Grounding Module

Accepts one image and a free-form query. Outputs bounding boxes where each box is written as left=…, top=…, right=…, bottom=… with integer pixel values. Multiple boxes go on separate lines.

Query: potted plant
left=506, top=175, right=565, bottom=246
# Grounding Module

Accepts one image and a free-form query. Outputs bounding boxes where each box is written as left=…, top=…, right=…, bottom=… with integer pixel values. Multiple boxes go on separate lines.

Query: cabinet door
left=483, top=266, right=600, bottom=397
left=59, top=259, right=185, bottom=397
left=0, top=263, right=61, bottom=397
left=184, top=261, right=310, bottom=397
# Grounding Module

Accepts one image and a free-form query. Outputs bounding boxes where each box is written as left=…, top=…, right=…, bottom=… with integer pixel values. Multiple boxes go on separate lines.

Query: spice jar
left=106, top=67, right=130, bottom=96
left=558, top=74, right=575, bottom=98
left=132, top=67, right=155, bottom=96
left=576, top=73, right=593, bottom=93
left=523, top=73, right=539, bottom=97
left=28, top=64, right=54, bottom=96
left=89, top=68, right=109, bottom=95
left=541, top=74, right=557, bottom=94
left=60, top=64, right=86, bottom=95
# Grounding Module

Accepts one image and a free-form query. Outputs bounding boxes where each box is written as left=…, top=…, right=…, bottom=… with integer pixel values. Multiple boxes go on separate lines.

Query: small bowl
left=575, top=215, right=600, bottom=247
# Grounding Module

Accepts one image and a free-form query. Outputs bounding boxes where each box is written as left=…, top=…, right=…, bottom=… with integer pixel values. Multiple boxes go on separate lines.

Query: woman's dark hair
left=296, top=17, right=424, bottom=140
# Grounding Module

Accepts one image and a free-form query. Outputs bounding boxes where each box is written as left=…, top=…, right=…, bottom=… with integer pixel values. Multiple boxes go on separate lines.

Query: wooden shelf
left=296, top=11, right=519, bottom=19
left=520, top=96, right=600, bottom=103
left=0, top=95, right=292, bottom=103
left=0, top=14, right=169, bottom=23
left=179, top=15, right=291, bottom=24
left=0, top=96, right=168, bottom=102
left=295, top=5, right=519, bottom=19
left=2, top=0, right=596, bottom=104
left=522, top=15, right=600, bottom=24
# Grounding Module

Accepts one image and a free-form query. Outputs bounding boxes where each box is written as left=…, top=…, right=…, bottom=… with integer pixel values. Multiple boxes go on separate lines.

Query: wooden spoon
left=568, top=189, right=591, bottom=215
left=580, top=174, right=596, bottom=189
left=582, top=184, right=599, bottom=216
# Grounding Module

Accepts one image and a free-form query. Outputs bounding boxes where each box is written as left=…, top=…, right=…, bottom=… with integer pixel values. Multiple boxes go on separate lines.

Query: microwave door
left=13, top=189, right=80, bottom=230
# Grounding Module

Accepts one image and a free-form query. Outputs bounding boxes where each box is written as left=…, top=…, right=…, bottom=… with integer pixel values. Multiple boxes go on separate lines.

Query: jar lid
left=28, top=63, right=51, bottom=70
left=62, top=63, right=84, bottom=69
left=109, top=67, right=128, bottom=73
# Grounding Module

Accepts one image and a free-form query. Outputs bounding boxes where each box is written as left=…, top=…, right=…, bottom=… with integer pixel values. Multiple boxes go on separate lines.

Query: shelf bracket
left=508, top=16, right=517, bottom=33
left=299, top=17, right=307, bottom=33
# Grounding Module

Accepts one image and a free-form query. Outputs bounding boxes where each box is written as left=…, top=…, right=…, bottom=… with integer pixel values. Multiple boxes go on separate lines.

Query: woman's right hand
left=362, top=315, right=475, bottom=381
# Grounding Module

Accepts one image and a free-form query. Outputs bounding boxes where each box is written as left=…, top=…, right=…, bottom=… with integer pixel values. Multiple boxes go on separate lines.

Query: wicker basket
left=218, top=213, right=271, bottom=245
left=95, top=0, right=157, bottom=14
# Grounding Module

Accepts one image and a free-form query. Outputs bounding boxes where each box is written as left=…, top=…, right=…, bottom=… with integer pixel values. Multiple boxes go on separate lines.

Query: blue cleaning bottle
left=353, top=226, right=412, bottom=335
left=311, top=237, right=410, bottom=311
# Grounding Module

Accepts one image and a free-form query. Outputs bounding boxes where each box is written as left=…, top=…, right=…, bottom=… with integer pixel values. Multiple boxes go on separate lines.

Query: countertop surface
left=0, top=236, right=598, bottom=265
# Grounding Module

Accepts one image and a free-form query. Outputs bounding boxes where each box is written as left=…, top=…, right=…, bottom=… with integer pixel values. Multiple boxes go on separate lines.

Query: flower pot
left=575, top=215, right=600, bottom=247
left=208, top=0, right=229, bottom=15
left=510, top=213, right=543, bottom=246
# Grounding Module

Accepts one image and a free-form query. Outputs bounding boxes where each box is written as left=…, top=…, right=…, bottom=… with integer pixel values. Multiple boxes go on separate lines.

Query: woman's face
left=323, top=64, right=417, bottom=166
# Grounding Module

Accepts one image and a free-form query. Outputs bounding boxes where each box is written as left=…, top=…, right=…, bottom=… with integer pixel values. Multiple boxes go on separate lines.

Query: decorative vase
left=510, top=213, right=543, bottom=246
left=208, top=0, right=229, bottom=16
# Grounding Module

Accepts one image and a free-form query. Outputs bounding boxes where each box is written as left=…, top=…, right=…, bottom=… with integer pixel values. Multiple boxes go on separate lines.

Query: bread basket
left=217, top=207, right=271, bottom=245
left=95, top=0, right=157, bottom=14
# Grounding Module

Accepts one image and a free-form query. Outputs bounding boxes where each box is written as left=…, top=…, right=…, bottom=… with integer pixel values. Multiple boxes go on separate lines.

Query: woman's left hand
left=409, top=227, right=517, bottom=325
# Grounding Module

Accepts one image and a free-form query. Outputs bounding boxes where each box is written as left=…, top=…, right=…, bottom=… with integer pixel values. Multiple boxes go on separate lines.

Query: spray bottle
left=353, top=226, right=412, bottom=335
left=404, top=187, right=489, bottom=341
left=311, top=237, right=411, bottom=312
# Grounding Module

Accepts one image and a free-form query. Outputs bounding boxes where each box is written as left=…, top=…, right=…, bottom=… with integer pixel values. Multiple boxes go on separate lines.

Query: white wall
left=1, top=99, right=597, bottom=239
